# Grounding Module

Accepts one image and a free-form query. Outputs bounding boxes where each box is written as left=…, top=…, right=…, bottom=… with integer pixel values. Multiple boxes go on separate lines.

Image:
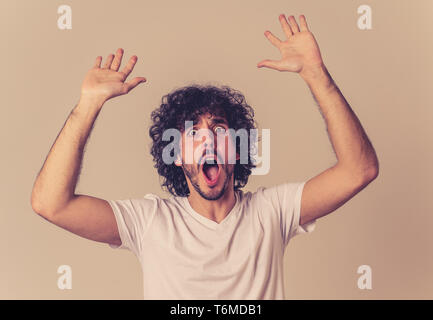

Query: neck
left=187, top=184, right=237, bottom=224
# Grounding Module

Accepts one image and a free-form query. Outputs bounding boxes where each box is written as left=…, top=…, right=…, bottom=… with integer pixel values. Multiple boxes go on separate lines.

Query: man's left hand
left=257, top=14, right=325, bottom=79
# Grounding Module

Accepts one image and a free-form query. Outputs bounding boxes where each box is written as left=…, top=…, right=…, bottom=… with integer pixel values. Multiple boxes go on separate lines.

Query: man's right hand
left=32, top=47, right=148, bottom=247
left=80, top=48, right=147, bottom=105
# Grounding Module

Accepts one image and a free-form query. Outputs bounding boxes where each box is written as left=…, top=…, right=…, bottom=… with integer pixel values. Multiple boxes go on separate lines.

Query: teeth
left=201, top=157, right=217, bottom=165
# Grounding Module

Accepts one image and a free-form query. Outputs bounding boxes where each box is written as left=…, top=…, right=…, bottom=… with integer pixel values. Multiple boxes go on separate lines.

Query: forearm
left=301, top=65, right=379, bottom=178
left=31, top=97, right=105, bottom=215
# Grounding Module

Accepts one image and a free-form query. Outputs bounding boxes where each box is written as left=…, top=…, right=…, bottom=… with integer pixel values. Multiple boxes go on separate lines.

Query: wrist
left=300, top=63, right=334, bottom=88
left=78, top=94, right=106, bottom=109
left=74, top=96, right=105, bottom=118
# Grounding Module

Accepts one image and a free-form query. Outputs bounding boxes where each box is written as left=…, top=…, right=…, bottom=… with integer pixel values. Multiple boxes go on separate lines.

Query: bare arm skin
left=258, top=14, right=379, bottom=226
left=31, top=48, right=147, bottom=245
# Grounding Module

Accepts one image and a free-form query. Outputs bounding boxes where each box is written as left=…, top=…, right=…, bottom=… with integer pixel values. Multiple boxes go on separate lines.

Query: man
left=31, top=14, right=379, bottom=299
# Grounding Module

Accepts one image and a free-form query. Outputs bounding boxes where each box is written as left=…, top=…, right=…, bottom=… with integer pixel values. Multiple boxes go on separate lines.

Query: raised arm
left=30, top=48, right=147, bottom=245
left=258, top=14, right=379, bottom=225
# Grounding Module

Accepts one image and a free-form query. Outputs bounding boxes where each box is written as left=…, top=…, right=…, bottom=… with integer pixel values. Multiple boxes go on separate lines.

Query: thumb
left=257, top=59, right=281, bottom=70
left=123, top=77, right=147, bottom=93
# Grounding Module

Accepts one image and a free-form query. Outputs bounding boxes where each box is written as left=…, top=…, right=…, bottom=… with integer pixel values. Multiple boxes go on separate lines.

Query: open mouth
left=201, top=160, right=221, bottom=187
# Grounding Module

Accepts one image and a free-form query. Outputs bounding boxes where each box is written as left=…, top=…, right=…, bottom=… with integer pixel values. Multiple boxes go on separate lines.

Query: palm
left=82, top=68, right=127, bottom=98
left=257, top=15, right=324, bottom=75
left=278, top=32, right=322, bottom=72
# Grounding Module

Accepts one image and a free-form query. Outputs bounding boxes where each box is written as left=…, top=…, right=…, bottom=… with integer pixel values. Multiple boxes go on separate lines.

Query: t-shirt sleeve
left=106, top=194, right=159, bottom=257
left=261, top=181, right=316, bottom=247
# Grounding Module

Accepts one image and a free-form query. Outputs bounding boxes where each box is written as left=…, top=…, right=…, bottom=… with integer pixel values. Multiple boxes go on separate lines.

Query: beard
left=182, top=163, right=234, bottom=201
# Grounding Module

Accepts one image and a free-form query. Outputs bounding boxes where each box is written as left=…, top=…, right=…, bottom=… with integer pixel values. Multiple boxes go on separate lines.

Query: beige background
left=1, top=0, right=432, bottom=299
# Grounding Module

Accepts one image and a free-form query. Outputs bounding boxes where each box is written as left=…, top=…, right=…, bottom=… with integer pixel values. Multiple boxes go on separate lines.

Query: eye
left=214, top=126, right=226, bottom=134
left=187, top=129, right=197, bottom=137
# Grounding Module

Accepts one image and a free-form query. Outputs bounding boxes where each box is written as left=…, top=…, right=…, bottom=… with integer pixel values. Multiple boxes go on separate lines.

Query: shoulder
left=152, top=193, right=193, bottom=220
left=110, top=193, right=176, bottom=217
left=238, top=182, right=305, bottom=213
left=235, top=186, right=276, bottom=214
left=141, top=193, right=184, bottom=212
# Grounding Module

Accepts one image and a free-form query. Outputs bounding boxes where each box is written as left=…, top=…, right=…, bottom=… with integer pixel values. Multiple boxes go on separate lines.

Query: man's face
left=175, top=112, right=239, bottom=200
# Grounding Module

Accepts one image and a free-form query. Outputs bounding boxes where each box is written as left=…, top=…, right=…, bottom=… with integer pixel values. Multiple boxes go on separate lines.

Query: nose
left=199, top=128, right=216, bottom=149
left=198, top=129, right=221, bottom=162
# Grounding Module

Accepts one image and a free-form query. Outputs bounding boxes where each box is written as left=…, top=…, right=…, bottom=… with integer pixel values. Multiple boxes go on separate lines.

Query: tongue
left=205, top=166, right=219, bottom=181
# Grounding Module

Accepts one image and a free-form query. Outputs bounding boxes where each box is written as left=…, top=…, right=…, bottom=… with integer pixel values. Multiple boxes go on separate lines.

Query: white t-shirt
left=108, top=181, right=316, bottom=299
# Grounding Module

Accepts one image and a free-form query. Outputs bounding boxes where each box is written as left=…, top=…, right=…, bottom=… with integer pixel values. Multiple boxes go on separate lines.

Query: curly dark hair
left=149, top=83, right=258, bottom=197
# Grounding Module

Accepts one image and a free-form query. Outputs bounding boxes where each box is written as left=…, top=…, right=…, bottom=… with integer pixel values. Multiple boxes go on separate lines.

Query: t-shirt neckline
left=181, top=191, right=241, bottom=230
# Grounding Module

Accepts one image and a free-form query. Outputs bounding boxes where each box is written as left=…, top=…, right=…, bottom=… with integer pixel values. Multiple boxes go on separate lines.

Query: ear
left=174, top=155, right=182, bottom=167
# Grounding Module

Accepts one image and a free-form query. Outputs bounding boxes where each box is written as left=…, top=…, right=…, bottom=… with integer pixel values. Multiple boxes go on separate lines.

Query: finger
left=264, top=30, right=282, bottom=48
left=93, top=56, right=102, bottom=68
left=288, top=15, right=300, bottom=33
left=279, top=14, right=293, bottom=38
left=120, top=55, right=138, bottom=78
left=257, top=59, right=282, bottom=71
left=110, top=48, right=124, bottom=71
left=299, top=14, right=309, bottom=32
left=102, top=53, right=115, bottom=69
left=122, top=77, right=147, bottom=93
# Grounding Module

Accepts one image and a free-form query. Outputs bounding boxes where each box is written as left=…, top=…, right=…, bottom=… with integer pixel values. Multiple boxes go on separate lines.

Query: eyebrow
left=183, top=117, right=229, bottom=129
left=190, top=117, right=229, bottom=129
left=209, top=118, right=229, bottom=126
